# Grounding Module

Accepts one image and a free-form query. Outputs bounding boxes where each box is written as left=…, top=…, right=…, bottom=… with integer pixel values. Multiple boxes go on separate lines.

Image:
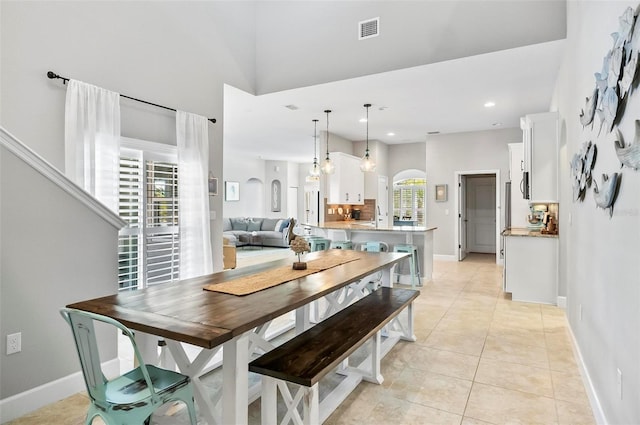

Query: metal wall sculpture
left=575, top=4, right=640, bottom=217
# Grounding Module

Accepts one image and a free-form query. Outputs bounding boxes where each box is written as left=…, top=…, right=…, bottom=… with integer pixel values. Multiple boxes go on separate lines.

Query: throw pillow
left=278, top=218, right=290, bottom=232
left=247, top=220, right=262, bottom=232
left=274, top=219, right=283, bottom=231
left=231, top=218, right=248, bottom=231
left=262, top=218, right=278, bottom=231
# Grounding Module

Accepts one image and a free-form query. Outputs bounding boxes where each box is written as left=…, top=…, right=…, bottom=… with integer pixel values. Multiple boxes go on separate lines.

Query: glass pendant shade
left=321, top=155, right=335, bottom=174
left=360, top=149, right=376, bottom=172
left=321, top=109, right=335, bottom=174
left=308, top=119, right=321, bottom=180
left=309, top=161, right=320, bottom=177
left=360, top=103, right=376, bottom=172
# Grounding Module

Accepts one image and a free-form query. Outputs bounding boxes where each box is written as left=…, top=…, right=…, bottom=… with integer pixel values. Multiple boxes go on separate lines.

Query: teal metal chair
left=60, top=308, right=197, bottom=425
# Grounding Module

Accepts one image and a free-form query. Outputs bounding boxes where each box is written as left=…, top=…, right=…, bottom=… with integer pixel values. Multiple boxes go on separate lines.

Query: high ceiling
left=224, top=39, right=565, bottom=164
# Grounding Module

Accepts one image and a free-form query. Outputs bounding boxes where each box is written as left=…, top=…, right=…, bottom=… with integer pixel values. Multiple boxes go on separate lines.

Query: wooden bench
left=249, top=287, right=419, bottom=425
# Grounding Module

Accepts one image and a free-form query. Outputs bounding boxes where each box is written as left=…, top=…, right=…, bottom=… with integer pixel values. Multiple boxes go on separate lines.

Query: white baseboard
left=567, top=325, right=607, bottom=425
left=557, top=296, right=567, bottom=308
left=0, top=358, right=119, bottom=423
left=434, top=254, right=457, bottom=262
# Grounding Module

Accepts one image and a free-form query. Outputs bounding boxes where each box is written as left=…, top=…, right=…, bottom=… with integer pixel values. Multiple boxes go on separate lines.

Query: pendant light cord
left=324, top=109, right=331, bottom=159
left=313, top=119, right=318, bottom=162
left=364, top=103, right=371, bottom=154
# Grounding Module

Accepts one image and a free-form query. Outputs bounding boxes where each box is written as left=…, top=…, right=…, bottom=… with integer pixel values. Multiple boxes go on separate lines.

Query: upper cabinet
left=326, top=152, right=364, bottom=205
left=520, top=112, right=559, bottom=202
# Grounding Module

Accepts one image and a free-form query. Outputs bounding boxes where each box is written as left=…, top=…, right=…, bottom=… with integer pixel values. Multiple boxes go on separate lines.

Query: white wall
left=0, top=147, right=119, bottom=401
left=223, top=155, right=266, bottom=218
left=555, top=2, right=640, bottom=423
left=425, top=128, right=520, bottom=256
left=389, top=142, right=426, bottom=178
left=0, top=0, right=256, bottom=404
left=254, top=1, right=566, bottom=94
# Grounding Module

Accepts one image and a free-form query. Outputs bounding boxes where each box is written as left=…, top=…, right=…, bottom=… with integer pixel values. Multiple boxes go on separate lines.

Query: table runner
left=204, top=251, right=362, bottom=296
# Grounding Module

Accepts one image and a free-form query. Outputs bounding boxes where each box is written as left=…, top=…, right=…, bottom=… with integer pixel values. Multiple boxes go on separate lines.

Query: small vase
left=293, top=261, right=307, bottom=270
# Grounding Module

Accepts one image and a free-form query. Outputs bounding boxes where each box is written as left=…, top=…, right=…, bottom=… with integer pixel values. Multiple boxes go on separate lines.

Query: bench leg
left=303, top=384, right=320, bottom=425
left=261, top=376, right=278, bottom=425
left=406, top=302, right=416, bottom=342
left=363, top=331, right=383, bottom=384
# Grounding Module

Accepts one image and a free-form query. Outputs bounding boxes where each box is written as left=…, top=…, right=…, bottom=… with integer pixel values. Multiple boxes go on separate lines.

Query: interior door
left=377, top=176, right=388, bottom=226
left=466, top=176, right=496, bottom=253
left=458, top=175, right=467, bottom=261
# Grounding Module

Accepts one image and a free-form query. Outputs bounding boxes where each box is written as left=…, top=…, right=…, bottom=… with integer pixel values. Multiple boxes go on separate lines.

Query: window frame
left=118, top=138, right=179, bottom=291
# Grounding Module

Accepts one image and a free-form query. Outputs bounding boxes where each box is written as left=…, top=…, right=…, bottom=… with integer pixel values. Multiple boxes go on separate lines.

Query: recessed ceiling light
left=427, top=131, right=440, bottom=135
left=387, top=132, right=395, bottom=136
left=484, top=101, right=496, bottom=108
left=284, top=104, right=299, bottom=110
left=359, top=118, right=368, bottom=123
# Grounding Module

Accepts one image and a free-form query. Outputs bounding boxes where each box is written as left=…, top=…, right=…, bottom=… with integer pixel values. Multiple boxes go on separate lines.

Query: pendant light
left=306, top=119, right=320, bottom=182
left=321, top=109, right=335, bottom=174
left=360, top=103, right=376, bottom=172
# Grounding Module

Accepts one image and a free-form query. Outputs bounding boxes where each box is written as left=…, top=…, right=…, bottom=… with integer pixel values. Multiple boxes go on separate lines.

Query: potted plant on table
left=290, top=236, right=310, bottom=270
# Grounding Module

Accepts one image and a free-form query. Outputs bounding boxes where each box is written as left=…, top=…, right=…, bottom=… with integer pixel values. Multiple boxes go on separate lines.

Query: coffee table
left=238, top=233, right=262, bottom=249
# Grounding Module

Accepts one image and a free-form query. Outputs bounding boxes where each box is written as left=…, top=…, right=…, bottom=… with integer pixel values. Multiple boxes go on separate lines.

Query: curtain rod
left=47, top=71, right=216, bottom=124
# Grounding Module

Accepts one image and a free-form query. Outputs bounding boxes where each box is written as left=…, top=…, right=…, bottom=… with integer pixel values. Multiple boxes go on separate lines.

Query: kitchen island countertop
left=502, top=227, right=558, bottom=238
left=305, top=221, right=437, bottom=233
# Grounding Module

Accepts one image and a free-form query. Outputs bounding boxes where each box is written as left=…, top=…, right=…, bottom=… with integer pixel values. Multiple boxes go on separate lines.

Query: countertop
left=304, top=221, right=437, bottom=233
left=502, top=227, right=558, bottom=238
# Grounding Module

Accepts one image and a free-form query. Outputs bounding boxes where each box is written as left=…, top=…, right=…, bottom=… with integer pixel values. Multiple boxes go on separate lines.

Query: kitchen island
left=304, top=221, right=437, bottom=282
left=502, top=227, right=559, bottom=304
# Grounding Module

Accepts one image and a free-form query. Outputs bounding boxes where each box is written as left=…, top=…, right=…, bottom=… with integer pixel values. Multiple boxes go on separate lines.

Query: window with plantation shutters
left=118, top=139, right=179, bottom=291
left=393, top=178, right=427, bottom=226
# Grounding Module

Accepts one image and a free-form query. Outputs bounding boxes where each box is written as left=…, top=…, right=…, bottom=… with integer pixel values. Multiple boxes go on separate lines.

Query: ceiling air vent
left=359, top=17, right=379, bottom=40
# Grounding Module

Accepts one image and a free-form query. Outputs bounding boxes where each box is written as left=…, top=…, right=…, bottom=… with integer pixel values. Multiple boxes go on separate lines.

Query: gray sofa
left=223, top=217, right=295, bottom=248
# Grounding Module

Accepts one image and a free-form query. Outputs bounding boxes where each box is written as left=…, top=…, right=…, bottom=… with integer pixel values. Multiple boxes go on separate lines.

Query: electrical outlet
left=6, top=332, right=21, bottom=355
left=617, top=368, right=623, bottom=399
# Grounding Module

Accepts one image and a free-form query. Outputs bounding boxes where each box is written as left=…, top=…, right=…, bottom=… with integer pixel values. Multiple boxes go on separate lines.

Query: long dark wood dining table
left=67, top=249, right=409, bottom=425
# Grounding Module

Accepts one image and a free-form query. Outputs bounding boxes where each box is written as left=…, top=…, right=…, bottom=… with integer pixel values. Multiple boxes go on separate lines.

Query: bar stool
left=393, top=244, right=421, bottom=289
left=360, top=241, right=389, bottom=252
left=328, top=230, right=352, bottom=250
left=331, top=241, right=353, bottom=249
left=309, top=238, right=331, bottom=251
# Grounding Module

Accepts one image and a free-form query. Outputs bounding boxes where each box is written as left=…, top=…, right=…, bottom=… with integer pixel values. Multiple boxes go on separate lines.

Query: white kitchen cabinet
left=508, top=143, right=531, bottom=228
left=327, top=152, right=364, bottom=205
left=504, top=233, right=558, bottom=304
left=520, top=112, right=559, bottom=202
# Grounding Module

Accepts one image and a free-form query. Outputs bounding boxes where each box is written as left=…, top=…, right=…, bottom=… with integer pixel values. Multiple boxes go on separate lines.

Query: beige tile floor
left=8, top=253, right=595, bottom=425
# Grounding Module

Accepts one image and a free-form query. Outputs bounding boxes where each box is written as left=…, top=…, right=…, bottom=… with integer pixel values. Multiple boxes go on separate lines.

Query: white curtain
left=65, top=79, right=120, bottom=212
left=177, top=111, right=213, bottom=278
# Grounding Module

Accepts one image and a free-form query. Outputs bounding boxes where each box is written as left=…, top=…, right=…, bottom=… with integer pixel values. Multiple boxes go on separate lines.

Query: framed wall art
left=225, top=181, right=239, bottom=201
left=435, top=184, right=447, bottom=202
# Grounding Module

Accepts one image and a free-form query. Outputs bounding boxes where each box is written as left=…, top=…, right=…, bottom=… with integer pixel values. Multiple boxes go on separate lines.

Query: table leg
left=133, top=332, right=159, bottom=366
left=381, top=266, right=392, bottom=288
left=223, top=333, right=250, bottom=425
left=296, top=304, right=311, bottom=334
left=166, top=341, right=221, bottom=425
